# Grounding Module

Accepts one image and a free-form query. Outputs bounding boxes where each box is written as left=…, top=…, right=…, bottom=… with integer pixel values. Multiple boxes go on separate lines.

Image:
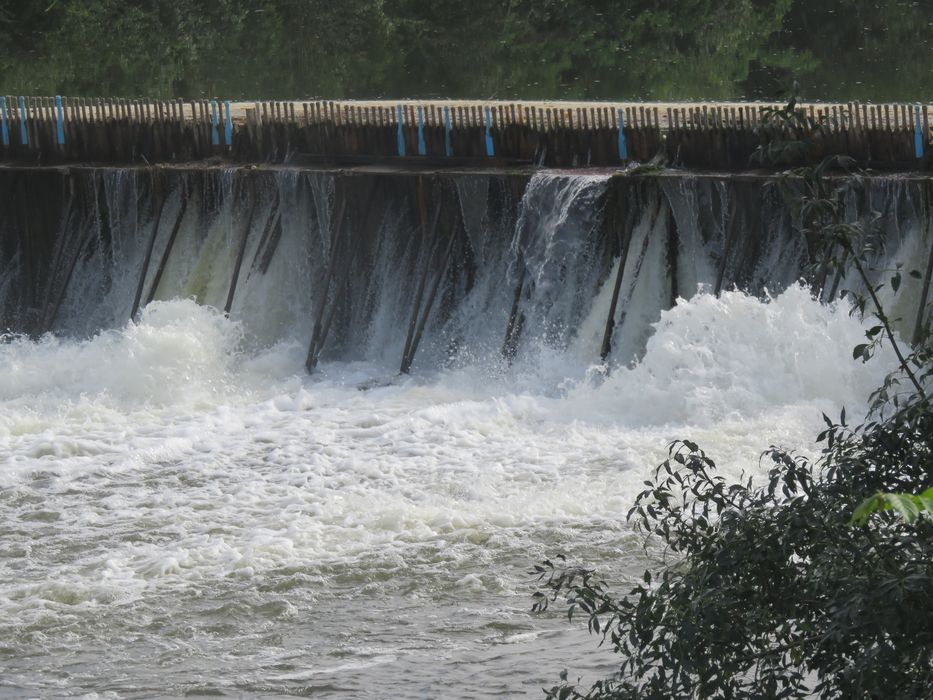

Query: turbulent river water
left=0, top=167, right=922, bottom=697
left=0, top=287, right=894, bottom=698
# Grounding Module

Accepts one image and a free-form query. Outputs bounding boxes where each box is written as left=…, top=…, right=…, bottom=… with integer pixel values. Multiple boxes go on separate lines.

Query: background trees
left=0, top=0, right=930, bottom=100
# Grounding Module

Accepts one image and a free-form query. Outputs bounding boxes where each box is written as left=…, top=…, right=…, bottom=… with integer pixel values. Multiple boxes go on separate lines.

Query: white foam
left=562, top=284, right=892, bottom=427
left=0, top=285, right=900, bottom=700
left=0, top=286, right=894, bottom=592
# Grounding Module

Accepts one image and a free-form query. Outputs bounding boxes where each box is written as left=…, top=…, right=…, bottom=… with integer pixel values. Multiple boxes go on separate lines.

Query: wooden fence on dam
left=1, top=96, right=931, bottom=170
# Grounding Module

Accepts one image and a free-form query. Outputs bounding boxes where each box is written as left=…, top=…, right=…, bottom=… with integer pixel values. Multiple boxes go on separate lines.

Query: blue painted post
left=0, top=97, right=9, bottom=147
left=617, top=108, right=628, bottom=161
left=55, top=96, right=65, bottom=145
left=210, top=100, right=220, bottom=146
left=18, top=96, right=28, bottom=145
left=443, top=106, right=453, bottom=157
left=225, top=100, right=233, bottom=147
left=484, top=106, right=494, bottom=156
left=915, top=104, right=924, bottom=159
left=396, top=104, right=406, bottom=156
left=417, top=106, right=426, bottom=156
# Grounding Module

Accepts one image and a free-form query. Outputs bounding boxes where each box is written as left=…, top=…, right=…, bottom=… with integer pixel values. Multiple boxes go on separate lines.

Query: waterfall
left=1, top=167, right=931, bottom=369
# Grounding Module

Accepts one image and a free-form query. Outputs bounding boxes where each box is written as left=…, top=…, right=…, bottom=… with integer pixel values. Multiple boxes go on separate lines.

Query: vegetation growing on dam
left=1, top=0, right=931, bottom=102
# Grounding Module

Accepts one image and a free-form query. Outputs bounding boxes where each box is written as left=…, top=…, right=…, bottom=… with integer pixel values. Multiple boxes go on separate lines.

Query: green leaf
left=885, top=493, right=922, bottom=523
left=849, top=493, right=886, bottom=526
left=851, top=490, right=933, bottom=526
left=918, top=491, right=933, bottom=519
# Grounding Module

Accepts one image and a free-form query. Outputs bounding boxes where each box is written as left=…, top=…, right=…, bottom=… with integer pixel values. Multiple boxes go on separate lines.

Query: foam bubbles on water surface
left=0, top=287, right=898, bottom=697
left=0, top=299, right=242, bottom=411
left=562, top=284, right=892, bottom=428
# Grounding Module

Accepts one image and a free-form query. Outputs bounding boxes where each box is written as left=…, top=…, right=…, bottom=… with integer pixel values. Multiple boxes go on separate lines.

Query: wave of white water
left=0, top=286, right=895, bottom=698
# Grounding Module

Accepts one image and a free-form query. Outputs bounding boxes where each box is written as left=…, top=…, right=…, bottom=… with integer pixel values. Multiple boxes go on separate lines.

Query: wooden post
left=883, top=104, right=892, bottom=160
left=30, top=97, right=39, bottom=153
left=399, top=198, right=443, bottom=373
left=599, top=207, right=635, bottom=360
left=715, top=197, right=740, bottom=296
left=130, top=172, right=165, bottom=319
left=186, top=100, right=199, bottom=157
left=305, top=194, right=349, bottom=372
left=245, top=106, right=257, bottom=155
left=853, top=101, right=863, bottom=159
left=400, top=210, right=460, bottom=374
left=146, top=185, right=189, bottom=305
left=247, top=194, right=283, bottom=276
left=307, top=180, right=379, bottom=372
left=914, top=233, right=933, bottom=346
left=45, top=226, right=91, bottom=331
left=1, top=96, right=10, bottom=150
left=501, top=265, right=526, bottom=361
left=224, top=184, right=259, bottom=314
left=924, top=104, right=930, bottom=151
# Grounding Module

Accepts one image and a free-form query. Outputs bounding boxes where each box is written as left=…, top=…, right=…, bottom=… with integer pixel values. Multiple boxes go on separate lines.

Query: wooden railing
left=1, top=97, right=930, bottom=170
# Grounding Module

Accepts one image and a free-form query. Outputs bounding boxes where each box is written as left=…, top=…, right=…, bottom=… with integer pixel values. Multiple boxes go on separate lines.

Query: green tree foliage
left=851, top=487, right=933, bottom=525
left=0, top=0, right=392, bottom=97
left=534, top=401, right=933, bottom=697
left=0, top=0, right=930, bottom=99
left=763, top=0, right=933, bottom=102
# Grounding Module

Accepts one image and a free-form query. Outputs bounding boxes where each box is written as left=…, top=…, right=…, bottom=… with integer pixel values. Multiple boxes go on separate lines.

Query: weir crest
left=1, top=167, right=931, bottom=373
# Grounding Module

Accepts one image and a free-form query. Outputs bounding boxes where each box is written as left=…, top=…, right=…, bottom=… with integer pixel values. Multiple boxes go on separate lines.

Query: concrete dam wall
left=1, top=166, right=931, bottom=374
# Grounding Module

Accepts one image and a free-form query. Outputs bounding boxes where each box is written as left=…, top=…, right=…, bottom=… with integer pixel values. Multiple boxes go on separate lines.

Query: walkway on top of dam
left=1, top=96, right=931, bottom=171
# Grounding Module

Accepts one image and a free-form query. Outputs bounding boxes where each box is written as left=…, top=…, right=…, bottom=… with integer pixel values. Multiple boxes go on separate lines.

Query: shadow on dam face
left=1, top=164, right=931, bottom=372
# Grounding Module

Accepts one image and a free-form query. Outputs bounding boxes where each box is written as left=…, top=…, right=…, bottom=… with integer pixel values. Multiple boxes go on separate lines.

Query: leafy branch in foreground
left=532, top=92, right=933, bottom=699
left=774, top=151, right=928, bottom=403
left=534, top=398, right=933, bottom=698
left=850, top=487, right=933, bottom=525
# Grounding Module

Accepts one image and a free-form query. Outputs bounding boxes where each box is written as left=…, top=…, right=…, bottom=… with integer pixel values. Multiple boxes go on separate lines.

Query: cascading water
left=0, top=165, right=930, bottom=698
left=2, top=168, right=930, bottom=365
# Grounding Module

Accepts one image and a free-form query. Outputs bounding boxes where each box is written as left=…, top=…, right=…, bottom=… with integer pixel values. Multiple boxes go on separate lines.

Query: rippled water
left=0, top=286, right=893, bottom=698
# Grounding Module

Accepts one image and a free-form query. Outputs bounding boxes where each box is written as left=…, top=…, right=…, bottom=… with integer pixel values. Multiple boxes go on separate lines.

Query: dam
left=3, top=0, right=933, bottom=693
left=2, top=163, right=932, bottom=372
left=2, top=96, right=932, bottom=697
left=3, top=96, right=930, bottom=356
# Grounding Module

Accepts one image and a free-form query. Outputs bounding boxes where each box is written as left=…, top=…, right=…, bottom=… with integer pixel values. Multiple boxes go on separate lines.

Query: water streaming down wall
left=1, top=167, right=931, bottom=371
